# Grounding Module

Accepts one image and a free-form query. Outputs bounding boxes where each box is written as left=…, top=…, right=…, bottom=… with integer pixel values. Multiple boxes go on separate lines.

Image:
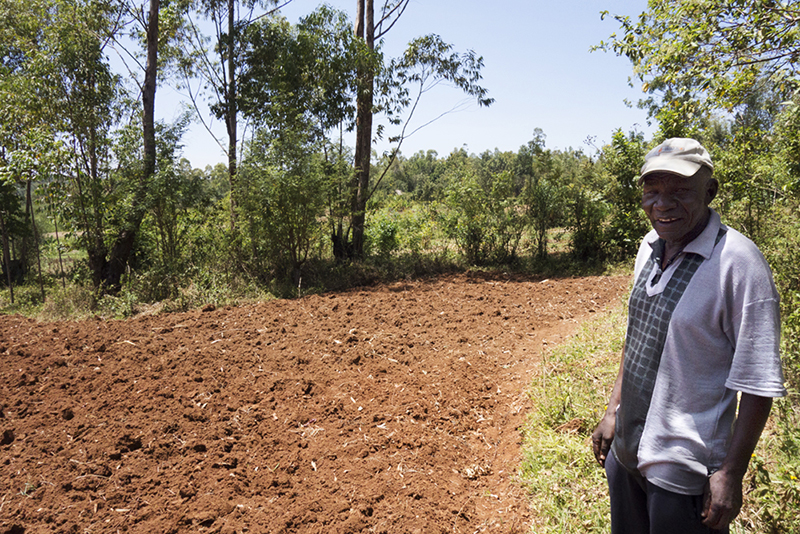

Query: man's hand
left=701, top=469, right=742, bottom=530
left=700, top=393, right=773, bottom=530
left=591, top=412, right=615, bottom=467
left=592, top=361, right=624, bottom=468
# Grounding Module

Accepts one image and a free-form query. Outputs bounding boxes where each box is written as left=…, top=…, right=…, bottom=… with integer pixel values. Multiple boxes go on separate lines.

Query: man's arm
left=701, top=392, right=773, bottom=530
left=591, top=355, right=624, bottom=467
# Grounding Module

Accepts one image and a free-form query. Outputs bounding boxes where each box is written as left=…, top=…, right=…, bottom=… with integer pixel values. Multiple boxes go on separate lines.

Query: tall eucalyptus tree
left=178, top=0, right=285, bottom=233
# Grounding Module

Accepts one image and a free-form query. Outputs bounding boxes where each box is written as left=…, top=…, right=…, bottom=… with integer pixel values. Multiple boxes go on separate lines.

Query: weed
left=18, top=481, right=37, bottom=497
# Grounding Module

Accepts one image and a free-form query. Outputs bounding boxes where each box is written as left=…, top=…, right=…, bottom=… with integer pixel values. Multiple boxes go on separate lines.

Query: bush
left=238, top=129, right=328, bottom=283
left=744, top=203, right=800, bottom=533
left=602, top=130, right=649, bottom=259
left=569, top=189, right=608, bottom=262
left=440, top=170, right=526, bottom=265
left=365, top=211, right=400, bottom=258
left=39, top=282, right=95, bottom=320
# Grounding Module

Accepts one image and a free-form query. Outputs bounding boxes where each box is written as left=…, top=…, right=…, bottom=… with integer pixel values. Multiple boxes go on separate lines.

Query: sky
left=157, top=0, right=655, bottom=169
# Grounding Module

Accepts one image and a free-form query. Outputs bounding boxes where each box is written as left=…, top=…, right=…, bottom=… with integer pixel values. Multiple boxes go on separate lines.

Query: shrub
left=440, top=170, right=526, bottom=265
left=365, top=211, right=400, bottom=258
left=569, top=189, right=608, bottom=262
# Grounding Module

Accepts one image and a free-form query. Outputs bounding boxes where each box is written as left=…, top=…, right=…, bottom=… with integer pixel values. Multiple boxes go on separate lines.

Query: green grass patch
left=521, top=300, right=627, bottom=533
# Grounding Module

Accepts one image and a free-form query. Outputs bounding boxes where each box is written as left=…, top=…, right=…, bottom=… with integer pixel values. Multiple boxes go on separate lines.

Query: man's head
left=639, top=138, right=719, bottom=248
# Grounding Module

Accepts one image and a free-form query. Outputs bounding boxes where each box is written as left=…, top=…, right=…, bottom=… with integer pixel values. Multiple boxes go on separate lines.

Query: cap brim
left=638, top=160, right=702, bottom=184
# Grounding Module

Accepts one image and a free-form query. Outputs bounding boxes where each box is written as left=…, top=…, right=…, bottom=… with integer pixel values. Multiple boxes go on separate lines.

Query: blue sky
left=160, top=0, right=654, bottom=168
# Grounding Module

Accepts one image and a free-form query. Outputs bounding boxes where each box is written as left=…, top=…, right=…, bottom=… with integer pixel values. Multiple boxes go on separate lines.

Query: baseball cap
left=638, top=138, right=714, bottom=184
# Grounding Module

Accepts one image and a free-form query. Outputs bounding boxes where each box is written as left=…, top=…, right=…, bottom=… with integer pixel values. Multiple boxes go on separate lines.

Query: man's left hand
left=701, top=469, right=742, bottom=530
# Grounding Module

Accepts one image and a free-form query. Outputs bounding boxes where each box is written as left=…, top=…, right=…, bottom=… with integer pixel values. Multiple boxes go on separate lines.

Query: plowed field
left=1, top=272, right=627, bottom=533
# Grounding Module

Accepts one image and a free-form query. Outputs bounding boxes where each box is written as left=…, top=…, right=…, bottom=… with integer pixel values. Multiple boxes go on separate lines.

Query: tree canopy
left=599, top=0, right=800, bottom=130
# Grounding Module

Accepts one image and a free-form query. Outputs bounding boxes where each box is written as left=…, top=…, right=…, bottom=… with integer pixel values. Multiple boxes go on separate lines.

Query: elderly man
left=591, top=138, right=786, bottom=534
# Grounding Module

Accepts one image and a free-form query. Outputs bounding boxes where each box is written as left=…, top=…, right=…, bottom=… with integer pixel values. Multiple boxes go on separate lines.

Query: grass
left=521, top=299, right=627, bottom=533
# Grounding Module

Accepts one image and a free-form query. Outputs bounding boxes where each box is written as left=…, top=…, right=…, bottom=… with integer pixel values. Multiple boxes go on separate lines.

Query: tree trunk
left=0, top=212, right=14, bottom=303
left=52, top=209, right=66, bottom=289
left=103, top=0, right=159, bottom=291
left=18, top=179, right=32, bottom=278
left=351, top=0, right=374, bottom=258
left=226, top=0, right=238, bottom=233
left=26, top=181, right=45, bottom=302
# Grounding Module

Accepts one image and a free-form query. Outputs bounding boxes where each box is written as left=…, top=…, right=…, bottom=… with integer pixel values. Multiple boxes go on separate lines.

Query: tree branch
left=375, top=0, right=408, bottom=39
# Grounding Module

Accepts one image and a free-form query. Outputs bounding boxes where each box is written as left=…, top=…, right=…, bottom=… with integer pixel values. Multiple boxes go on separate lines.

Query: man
left=591, top=138, right=786, bottom=534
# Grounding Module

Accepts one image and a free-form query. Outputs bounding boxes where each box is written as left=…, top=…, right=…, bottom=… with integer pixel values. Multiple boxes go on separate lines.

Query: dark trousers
left=605, top=450, right=728, bottom=534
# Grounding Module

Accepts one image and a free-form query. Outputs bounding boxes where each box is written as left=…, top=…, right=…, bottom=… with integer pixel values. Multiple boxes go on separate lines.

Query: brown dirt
left=0, top=272, right=627, bottom=534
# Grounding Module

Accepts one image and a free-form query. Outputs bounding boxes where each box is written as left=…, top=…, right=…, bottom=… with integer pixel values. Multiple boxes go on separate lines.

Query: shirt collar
left=646, top=208, right=722, bottom=261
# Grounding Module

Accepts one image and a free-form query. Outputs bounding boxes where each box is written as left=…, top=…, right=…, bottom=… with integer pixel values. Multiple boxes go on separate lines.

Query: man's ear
left=706, top=178, right=719, bottom=204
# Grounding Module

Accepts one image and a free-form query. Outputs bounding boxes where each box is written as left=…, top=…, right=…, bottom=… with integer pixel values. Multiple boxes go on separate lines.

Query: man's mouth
left=657, top=217, right=679, bottom=224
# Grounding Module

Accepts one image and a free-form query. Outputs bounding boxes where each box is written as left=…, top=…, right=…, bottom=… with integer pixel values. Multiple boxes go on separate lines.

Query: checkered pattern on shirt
left=611, top=250, right=705, bottom=473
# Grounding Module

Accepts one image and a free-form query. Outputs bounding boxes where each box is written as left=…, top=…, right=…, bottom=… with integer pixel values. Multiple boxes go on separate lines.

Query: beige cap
left=638, top=138, right=713, bottom=184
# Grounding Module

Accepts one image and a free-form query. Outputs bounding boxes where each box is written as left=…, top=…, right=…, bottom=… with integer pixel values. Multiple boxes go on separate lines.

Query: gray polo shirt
left=615, top=209, right=786, bottom=494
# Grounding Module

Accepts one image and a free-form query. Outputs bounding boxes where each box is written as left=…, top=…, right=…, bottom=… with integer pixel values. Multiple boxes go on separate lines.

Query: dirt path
left=0, top=272, right=628, bottom=533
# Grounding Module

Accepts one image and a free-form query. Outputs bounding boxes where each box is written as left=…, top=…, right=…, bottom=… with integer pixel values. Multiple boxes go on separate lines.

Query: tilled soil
left=0, top=272, right=628, bottom=533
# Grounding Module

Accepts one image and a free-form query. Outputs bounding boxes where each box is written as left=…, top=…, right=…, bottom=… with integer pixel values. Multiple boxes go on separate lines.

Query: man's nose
left=654, top=193, right=677, bottom=209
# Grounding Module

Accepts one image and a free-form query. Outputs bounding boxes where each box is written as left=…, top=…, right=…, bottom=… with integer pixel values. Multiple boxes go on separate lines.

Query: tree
left=0, top=0, right=126, bottom=290
left=239, top=127, right=328, bottom=284
left=101, top=0, right=162, bottom=291
left=177, top=0, right=283, bottom=233
left=439, top=153, right=525, bottom=266
left=396, top=150, right=443, bottom=200
left=239, top=5, right=360, bottom=265
left=349, top=0, right=381, bottom=259
left=137, top=117, right=197, bottom=275
left=521, top=133, right=564, bottom=260
left=2, top=0, right=197, bottom=293
left=710, top=83, right=784, bottom=241
left=345, top=1, right=493, bottom=259
left=239, top=6, right=358, bottom=137
left=0, top=176, right=25, bottom=301
left=599, top=0, right=800, bottom=127
left=602, top=129, right=649, bottom=258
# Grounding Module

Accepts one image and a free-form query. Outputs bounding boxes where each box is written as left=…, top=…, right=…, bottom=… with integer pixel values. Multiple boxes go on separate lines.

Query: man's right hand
left=591, top=412, right=615, bottom=467
left=593, top=359, right=624, bottom=468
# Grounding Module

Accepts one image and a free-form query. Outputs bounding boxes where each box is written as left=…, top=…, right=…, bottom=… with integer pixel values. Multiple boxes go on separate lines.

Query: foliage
left=0, top=178, right=27, bottom=279
left=759, top=206, right=800, bottom=392
left=388, top=197, right=440, bottom=256
left=439, top=167, right=525, bottom=266
left=599, top=0, right=800, bottom=134
left=240, top=5, right=359, bottom=137
left=387, top=150, right=444, bottom=201
left=569, top=188, right=608, bottom=262
left=0, top=0, right=122, bottom=287
left=439, top=170, right=488, bottom=264
left=382, top=33, right=494, bottom=137
left=602, top=129, right=649, bottom=259
left=747, top=427, right=800, bottom=534
left=520, top=135, right=569, bottom=260
left=238, top=127, right=328, bottom=283
left=143, top=123, right=201, bottom=264
left=365, top=211, right=399, bottom=258
left=775, top=95, right=800, bottom=194
left=347, top=9, right=494, bottom=258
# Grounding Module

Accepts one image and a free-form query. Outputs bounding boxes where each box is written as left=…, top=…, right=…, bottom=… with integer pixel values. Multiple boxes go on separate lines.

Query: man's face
left=641, top=171, right=716, bottom=247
